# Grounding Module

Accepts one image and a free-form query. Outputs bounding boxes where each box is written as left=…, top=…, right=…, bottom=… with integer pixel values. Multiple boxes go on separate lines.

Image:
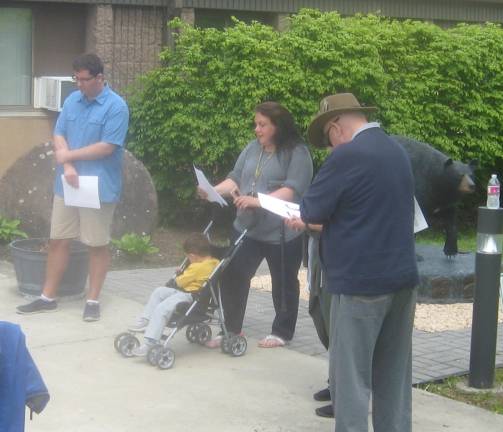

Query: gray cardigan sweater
left=228, top=139, right=313, bottom=243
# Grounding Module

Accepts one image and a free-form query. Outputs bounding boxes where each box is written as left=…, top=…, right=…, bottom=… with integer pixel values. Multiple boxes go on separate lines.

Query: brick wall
left=86, top=5, right=167, bottom=94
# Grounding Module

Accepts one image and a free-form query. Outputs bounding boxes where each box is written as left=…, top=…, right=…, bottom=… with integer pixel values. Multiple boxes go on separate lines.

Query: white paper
left=194, top=166, right=227, bottom=207
left=61, top=175, right=100, bottom=209
left=414, top=197, right=428, bottom=233
left=258, top=193, right=300, bottom=219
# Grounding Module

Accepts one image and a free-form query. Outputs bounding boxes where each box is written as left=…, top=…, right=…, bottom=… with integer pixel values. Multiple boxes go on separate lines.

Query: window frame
left=0, top=5, right=35, bottom=110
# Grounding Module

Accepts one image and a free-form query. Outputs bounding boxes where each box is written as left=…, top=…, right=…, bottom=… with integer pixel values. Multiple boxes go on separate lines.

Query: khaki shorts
left=50, top=195, right=116, bottom=247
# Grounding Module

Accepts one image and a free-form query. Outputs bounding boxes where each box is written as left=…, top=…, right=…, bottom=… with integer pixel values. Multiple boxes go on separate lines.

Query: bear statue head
left=442, top=158, right=477, bottom=199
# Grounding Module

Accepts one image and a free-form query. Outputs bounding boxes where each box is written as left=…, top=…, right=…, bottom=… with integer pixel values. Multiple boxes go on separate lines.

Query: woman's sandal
left=204, top=335, right=222, bottom=349
left=258, top=334, right=287, bottom=348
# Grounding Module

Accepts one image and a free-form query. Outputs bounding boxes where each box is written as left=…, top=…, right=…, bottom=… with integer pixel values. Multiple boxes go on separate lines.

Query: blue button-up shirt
left=53, top=84, right=129, bottom=203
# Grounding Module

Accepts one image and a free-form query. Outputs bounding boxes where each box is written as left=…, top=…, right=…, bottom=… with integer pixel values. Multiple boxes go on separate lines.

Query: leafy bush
left=127, top=9, right=503, bottom=222
left=111, top=233, right=159, bottom=259
left=0, top=216, right=28, bottom=243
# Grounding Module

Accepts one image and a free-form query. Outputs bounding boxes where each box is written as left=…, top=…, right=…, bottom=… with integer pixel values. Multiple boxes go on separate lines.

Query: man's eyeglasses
left=72, top=75, right=97, bottom=83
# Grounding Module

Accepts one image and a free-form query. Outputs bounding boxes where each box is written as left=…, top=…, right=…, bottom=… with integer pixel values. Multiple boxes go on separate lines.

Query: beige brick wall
left=83, top=5, right=285, bottom=94
left=180, top=7, right=195, bottom=26
left=86, top=5, right=166, bottom=94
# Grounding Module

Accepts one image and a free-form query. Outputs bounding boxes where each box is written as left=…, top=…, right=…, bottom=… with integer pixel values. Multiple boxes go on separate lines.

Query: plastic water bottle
left=486, top=174, right=500, bottom=209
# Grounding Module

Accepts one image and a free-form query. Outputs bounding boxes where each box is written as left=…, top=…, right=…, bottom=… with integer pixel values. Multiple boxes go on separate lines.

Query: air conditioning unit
left=33, top=77, right=78, bottom=112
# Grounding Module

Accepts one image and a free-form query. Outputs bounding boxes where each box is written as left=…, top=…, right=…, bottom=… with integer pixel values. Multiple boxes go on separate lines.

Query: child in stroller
left=129, top=232, right=218, bottom=356
left=114, top=223, right=248, bottom=369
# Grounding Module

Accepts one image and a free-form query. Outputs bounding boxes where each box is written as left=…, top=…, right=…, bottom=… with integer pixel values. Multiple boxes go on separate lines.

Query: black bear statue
left=392, top=135, right=477, bottom=257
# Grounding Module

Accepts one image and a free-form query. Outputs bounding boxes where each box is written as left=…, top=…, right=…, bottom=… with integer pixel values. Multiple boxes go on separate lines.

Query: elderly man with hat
left=287, top=93, right=418, bottom=432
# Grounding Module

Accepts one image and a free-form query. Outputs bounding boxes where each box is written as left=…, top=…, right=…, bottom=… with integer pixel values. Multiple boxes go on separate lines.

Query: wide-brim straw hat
left=307, top=93, right=377, bottom=147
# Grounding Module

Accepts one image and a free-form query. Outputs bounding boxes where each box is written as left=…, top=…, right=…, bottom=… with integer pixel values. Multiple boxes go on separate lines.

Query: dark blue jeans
left=220, top=231, right=303, bottom=341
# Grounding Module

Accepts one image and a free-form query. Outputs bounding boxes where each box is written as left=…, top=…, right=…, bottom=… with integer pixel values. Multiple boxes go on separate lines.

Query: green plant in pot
left=0, top=215, right=28, bottom=243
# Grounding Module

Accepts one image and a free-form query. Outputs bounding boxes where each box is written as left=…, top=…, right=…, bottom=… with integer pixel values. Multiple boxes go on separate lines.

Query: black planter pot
left=9, top=238, right=89, bottom=297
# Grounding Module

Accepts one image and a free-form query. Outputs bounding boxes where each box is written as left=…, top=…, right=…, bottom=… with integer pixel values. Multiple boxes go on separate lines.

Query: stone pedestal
left=416, top=244, right=475, bottom=303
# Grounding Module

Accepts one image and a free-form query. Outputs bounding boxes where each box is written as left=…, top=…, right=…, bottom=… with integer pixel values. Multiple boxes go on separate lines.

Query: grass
left=415, top=228, right=477, bottom=253
left=418, top=368, right=503, bottom=415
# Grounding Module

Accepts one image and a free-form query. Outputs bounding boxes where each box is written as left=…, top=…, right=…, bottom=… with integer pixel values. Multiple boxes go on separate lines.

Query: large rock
left=0, top=143, right=158, bottom=238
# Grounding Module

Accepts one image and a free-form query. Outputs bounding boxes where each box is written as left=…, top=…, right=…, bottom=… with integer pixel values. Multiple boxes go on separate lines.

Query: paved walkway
left=105, top=266, right=503, bottom=385
left=3, top=260, right=503, bottom=431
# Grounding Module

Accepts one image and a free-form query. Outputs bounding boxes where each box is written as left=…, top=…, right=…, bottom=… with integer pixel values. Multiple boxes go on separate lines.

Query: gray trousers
left=329, top=288, right=416, bottom=432
left=141, top=286, right=193, bottom=342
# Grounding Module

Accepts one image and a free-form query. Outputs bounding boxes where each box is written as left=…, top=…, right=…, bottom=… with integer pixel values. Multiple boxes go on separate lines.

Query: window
left=195, top=9, right=275, bottom=30
left=0, top=8, right=32, bottom=106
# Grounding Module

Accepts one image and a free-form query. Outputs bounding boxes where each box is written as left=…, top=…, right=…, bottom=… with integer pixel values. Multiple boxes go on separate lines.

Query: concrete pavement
left=103, top=265, right=503, bottom=384
left=1, top=261, right=503, bottom=431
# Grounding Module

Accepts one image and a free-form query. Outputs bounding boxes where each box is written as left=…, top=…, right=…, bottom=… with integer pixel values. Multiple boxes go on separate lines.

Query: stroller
left=113, top=221, right=248, bottom=369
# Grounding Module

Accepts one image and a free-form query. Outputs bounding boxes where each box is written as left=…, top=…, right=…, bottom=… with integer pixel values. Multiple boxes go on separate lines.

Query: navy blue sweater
left=300, top=127, right=419, bottom=295
left=0, top=322, right=50, bottom=432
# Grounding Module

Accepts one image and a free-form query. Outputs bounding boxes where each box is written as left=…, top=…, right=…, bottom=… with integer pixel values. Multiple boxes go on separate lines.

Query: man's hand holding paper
left=61, top=175, right=100, bottom=209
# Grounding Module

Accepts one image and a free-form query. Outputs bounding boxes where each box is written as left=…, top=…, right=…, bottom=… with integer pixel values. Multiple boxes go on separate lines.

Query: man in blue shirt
left=17, top=53, right=129, bottom=322
left=287, top=93, right=418, bottom=432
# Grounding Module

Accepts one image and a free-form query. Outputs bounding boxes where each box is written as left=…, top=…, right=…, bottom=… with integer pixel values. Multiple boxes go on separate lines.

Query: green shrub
left=111, top=233, right=159, bottom=259
left=127, top=10, right=503, bottom=222
left=0, top=216, right=28, bottom=243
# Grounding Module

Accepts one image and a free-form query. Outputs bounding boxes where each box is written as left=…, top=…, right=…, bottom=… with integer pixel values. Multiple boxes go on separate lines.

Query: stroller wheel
left=118, top=334, right=140, bottom=358
left=196, top=324, right=212, bottom=345
left=229, top=335, right=247, bottom=357
left=114, top=332, right=131, bottom=353
left=186, top=324, right=201, bottom=343
left=147, top=344, right=162, bottom=366
left=157, top=347, right=175, bottom=370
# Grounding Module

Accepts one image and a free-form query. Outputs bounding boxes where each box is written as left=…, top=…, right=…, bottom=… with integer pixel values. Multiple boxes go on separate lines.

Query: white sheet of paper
left=414, top=197, right=428, bottom=233
left=258, top=193, right=300, bottom=219
left=61, top=175, right=100, bottom=209
left=194, top=166, right=227, bottom=207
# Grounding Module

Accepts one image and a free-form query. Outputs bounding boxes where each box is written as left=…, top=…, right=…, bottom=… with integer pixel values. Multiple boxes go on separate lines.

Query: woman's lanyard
left=251, top=148, right=274, bottom=196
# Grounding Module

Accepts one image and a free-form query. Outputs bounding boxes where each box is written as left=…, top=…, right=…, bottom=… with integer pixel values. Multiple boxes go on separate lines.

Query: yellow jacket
left=175, top=258, right=219, bottom=293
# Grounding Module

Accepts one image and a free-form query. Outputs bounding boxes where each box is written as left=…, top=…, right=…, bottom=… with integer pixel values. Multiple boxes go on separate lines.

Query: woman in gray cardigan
left=200, top=102, right=313, bottom=348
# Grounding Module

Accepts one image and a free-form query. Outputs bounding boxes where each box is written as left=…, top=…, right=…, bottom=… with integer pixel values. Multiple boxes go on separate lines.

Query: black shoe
left=83, top=302, right=100, bottom=322
left=315, top=404, right=334, bottom=418
left=17, top=298, right=58, bottom=315
left=313, top=387, right=331, bottom=402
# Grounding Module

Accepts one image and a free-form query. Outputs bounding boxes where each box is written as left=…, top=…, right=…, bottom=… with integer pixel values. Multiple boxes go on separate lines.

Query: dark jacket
left=0, top=321, right=50, bottom=432
left=300, top=127, right=419, bottom=296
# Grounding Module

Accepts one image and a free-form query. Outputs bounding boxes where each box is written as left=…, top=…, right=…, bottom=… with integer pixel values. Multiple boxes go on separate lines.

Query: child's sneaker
left=128, top=318, right=149, bottom=332
left=132, top=342, right=153, bottom=357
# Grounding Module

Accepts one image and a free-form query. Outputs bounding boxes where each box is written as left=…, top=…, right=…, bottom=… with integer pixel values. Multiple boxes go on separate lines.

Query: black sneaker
left=83, top=302, right=100, bottom=322
left=315, top=404, right=334, bottom=418
left=17, top=298, right=58, bottom=315
left=313, top=387, right=331, bottom=402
